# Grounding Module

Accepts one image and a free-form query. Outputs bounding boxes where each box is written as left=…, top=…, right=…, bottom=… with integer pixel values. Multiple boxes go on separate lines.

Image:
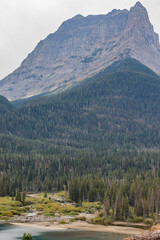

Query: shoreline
left=10, top=221, right=147, bottom=235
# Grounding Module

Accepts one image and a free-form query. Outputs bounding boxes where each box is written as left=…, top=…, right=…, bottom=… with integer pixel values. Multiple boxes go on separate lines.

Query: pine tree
left=103, top=194, right=110, bottom=219
left=16, top=191, right=21, bottom=202
left=115, top=192, right=122, bottom=221
left=22, top=192, right=26, bottom=205
left=122, top=196, right=129, bottom=220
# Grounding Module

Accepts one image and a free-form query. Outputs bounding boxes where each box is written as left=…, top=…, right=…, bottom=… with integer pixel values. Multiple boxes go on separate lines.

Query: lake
left=0, top=224, right=129, bottom=240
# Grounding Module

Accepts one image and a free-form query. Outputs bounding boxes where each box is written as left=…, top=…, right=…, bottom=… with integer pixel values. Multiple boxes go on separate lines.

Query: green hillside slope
left=0, top=95, right=14, bottom=134
left=0, top=58, right=160, bottom=201
left=2, top=58, right=159, bottom=151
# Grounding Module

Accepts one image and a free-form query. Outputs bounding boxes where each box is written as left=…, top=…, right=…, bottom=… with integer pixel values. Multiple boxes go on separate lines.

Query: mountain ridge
left=0, top=58, right=160, bottom=151
left=0, top=2, right=160, bottom=101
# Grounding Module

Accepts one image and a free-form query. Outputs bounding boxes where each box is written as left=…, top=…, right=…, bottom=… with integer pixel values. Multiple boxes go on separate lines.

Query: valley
left=0, top=2, right=160, bottom=239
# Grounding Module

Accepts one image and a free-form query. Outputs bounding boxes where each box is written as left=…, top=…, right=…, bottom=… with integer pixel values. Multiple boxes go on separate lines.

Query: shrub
left=104, top=218, right=113, bottom=225
left=82, top=202, right=101, bottom=210
left=68, top=211, right=79, bottom=216
left=65, top=198, right=73, bottom=203
left=41, top=198, right=50, bottom=204
left=58, top=220, right=67, bottom=224
left=43, top=210, right=55, bottom=217
left=37, top=212, right=42, bottom=215
left=22, top=233, right=32, bottom=240
left=132, top=216, right=144, bottom=223
left=35, top=204, right=44, bottom=211
left=11, top=210, right=21, bottom=215
left=44, top=192, right=47, bottom=198
left=143, top=218, right=154, bottom=225
left=69, top=218, right=75, bottom=223
left=2, top=210, right=13, bottom=217
left=126, top=218, right=134, bottom=222
left=59, top=205, right=84, bottom=214
left=11, top=201, right=23, bottom=207
left=91, top=217, right=105, bottom=225
left=75, top=216, right=86, bottom=221
left=56, top=191, right=65, bottom=197
left=22, top=206, right=30, bottom=212
left=96, top=211, right=103, bottom=217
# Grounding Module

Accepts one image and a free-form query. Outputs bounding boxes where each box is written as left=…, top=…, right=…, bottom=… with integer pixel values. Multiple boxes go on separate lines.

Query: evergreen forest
left=0, top=58, right=160, bottom=222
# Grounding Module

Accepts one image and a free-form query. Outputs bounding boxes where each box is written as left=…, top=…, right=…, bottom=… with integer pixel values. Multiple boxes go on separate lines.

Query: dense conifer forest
left=0, top=58, right=160, bottom=221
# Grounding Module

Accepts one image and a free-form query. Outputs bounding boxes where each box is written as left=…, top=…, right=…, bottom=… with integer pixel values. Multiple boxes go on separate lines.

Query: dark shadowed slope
left=0, top=58, right=160, bottom=151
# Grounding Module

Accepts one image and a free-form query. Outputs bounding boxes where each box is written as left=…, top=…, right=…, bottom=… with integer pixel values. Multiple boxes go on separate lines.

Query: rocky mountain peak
left=129, top=2, right=159, bottom=47
left=72, top=14, right=84, bottom=20
left=128, top=1, right=151, bottom=27
left=0, top=2, right=159, bottom=101
left=134, top=1, right=145, bottom=8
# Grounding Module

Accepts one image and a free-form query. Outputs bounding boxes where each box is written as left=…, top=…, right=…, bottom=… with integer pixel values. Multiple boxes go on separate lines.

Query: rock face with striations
left=0, top=1, right=160, bottom=101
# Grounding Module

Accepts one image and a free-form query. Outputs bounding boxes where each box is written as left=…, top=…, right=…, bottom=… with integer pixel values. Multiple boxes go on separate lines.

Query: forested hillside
left=0, top=95, right=14, bottom=134
left=1, top=58, right=160, bottom=150
left=0, top=58, right=160, bottom=221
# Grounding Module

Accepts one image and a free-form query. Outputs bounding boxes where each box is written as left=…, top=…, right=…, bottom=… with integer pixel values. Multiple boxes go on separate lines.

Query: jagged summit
left=72, top=14, right=84, bottom=19
left=129, top=1, right=150, bottom=22
left=134, top=1, right=144, bottom=8
left=0, top=2, right=159, bottom=101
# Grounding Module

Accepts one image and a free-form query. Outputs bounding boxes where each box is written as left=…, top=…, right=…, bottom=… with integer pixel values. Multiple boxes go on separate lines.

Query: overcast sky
left=0, top=0, right=159, bottom=80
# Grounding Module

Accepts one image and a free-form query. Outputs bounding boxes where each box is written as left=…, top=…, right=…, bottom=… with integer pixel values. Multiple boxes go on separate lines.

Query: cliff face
left=0, top=1, right=160, bottom=101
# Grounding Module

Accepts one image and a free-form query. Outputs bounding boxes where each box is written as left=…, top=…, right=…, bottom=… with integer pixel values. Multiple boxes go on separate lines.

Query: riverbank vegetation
left=0, top=190, right=156, bottom=228
left=0, top=150, right=160, bottom=225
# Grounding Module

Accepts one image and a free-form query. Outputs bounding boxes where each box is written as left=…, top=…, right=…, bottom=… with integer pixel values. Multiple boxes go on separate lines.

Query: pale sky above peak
left=0, top=0, right=159, bottom=80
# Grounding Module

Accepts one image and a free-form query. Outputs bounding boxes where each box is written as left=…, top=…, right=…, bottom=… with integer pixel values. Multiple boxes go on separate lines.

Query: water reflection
left=0, top=224, right=128, bottom=240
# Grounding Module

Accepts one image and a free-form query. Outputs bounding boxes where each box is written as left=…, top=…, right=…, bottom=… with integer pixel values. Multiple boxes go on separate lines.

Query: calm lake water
left=0, top=224, right=129, bottom=240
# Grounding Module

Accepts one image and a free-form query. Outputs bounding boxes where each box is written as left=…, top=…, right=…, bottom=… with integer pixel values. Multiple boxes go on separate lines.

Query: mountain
left=0, top=95, right=14, bottom=134
left=1, top=58, right=160, bottom=151
left=0, top=2, right=160, bottom=101
left=0, top=95, right=13, bottom=113
left=1, top=57, right=160, bottom=197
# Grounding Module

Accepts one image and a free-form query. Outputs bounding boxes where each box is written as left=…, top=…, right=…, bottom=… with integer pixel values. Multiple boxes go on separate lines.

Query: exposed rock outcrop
left=0, top=2, right=159, bottom=100
left=128, top=231, right=160, bottom=240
